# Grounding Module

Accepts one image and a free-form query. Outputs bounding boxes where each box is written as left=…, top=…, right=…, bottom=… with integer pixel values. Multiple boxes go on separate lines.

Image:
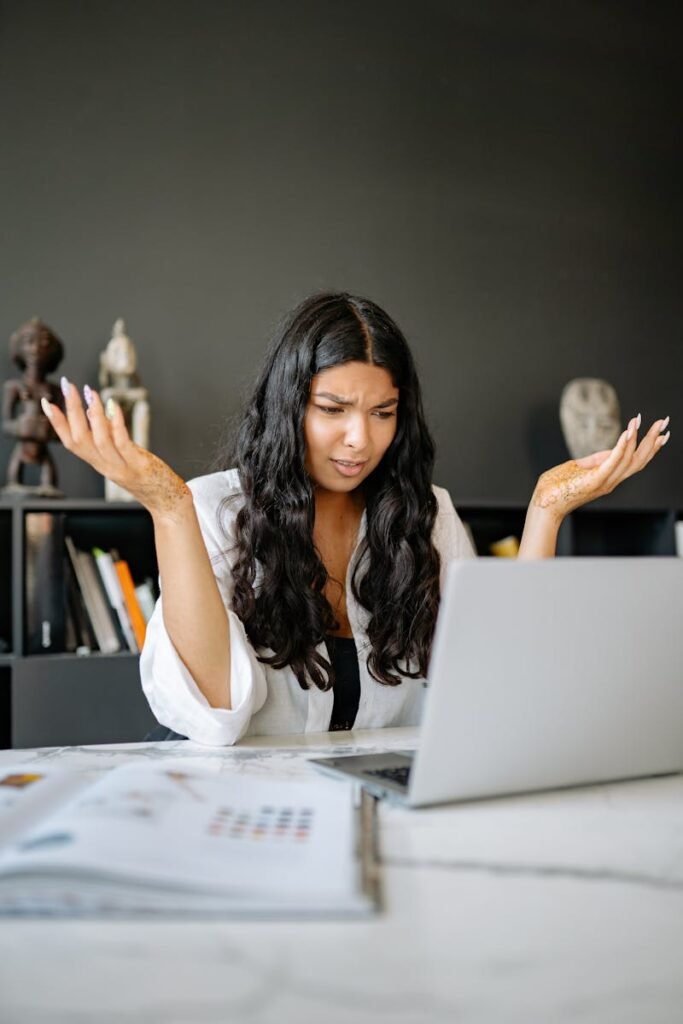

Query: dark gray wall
left=1, top=0, right=681, bottom=507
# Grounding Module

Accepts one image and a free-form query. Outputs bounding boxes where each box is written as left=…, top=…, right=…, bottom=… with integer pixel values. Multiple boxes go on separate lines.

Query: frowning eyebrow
left=313, top=391, right=399, bottom=409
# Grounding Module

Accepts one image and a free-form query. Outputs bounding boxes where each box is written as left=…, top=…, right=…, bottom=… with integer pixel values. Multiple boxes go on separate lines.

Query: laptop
left=310, top=558, right=683, bottom=806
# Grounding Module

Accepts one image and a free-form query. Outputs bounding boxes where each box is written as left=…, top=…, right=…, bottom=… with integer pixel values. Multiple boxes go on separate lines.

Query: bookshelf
left=457, top=504, right=679, bottom=558
left=0, top=498, right=158, bottom=749
left=0, top=497, right=680, bottom=750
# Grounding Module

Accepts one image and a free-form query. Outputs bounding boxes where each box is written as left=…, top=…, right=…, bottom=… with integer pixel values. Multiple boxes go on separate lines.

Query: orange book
left=114, top=559, right=147, bottom=650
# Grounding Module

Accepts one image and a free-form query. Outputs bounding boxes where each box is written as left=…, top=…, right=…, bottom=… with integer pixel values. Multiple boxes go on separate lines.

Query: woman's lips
left=330, top=458, right=368, bottom=477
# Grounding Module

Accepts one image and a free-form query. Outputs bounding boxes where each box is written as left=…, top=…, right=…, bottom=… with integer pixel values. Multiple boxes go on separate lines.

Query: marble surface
left=1, top=728, right=683, bottom=1024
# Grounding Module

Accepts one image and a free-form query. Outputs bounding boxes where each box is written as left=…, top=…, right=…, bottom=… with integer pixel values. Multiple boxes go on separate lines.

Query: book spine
left=64, top=538, right=120, bottom=655
left=134, top=581, right=156, bottom=623
left=93, top=549, right=138, bottom=653
left=64, top=556, right=97, bottom=653
left=64, top=536, right=100, bottom=652
left=114, top=560, right=147, bottom=649
left=79, top=551, right=122, bottom=655
left=24, top=513, right=67, bottom=654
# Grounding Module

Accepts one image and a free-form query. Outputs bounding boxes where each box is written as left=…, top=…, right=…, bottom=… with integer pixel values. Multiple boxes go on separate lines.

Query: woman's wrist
left=149, top=484, right=195, bottom=530
left=518, top=502, right=564, bottom=559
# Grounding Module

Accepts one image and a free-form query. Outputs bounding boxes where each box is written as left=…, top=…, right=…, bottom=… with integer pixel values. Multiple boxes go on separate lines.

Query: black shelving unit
left=0, top=497, right=158, bottom=749
left=456, top=504, right=678, bottom=558
left=1, top=497, right=680, bottom=750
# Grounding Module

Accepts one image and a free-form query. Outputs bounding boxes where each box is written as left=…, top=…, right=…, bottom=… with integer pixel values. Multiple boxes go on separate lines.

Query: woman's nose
left=343, top=414, right=369, bottom=450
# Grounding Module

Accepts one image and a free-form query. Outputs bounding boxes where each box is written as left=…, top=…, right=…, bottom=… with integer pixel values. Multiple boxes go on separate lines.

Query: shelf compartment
left=11, top=654, right=157, bottom=749
left=0, top=511, right=11, bottom=655
left=570, top=509, right=676, bottom=557
left=0, top=666, right=10, bottom=748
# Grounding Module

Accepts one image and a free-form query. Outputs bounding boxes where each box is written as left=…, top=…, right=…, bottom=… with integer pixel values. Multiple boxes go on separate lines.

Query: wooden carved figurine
left=2, top=318, right=65, bottom=494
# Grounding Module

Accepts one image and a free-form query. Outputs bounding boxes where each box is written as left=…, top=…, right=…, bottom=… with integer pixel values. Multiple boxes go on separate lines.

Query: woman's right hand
left=42, top=378, right=191, bottom=522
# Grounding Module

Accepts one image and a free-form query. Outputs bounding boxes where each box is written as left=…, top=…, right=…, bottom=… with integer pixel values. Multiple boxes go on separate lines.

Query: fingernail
left=635, top=412, right=641, bottom=430
left=626, top=419, right=634, bottom=440
left=60, top=376, right=71, bottom=398
left=83, top=384, right=94, bottom=408
left=105, top=398, right=116, bottom=420
left=40, top=397, right=53, bottom=419
left=660, top=415, right=670, bottom=432
left=660, top=431, right=670, bottom=447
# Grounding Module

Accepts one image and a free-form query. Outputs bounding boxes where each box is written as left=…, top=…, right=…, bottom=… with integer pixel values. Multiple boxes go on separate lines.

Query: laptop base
left=310, top=752, right=415, bottom=804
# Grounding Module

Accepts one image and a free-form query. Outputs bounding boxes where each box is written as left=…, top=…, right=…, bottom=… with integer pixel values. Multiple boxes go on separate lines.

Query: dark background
left=1, top=0, right=681, bottom=507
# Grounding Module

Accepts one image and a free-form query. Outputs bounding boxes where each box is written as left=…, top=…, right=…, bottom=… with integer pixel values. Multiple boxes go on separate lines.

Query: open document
left=0, top=764, right=380, bottom=918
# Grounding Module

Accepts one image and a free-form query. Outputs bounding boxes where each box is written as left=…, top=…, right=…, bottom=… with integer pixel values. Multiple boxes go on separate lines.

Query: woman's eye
left=372, top=411, right=396, bottom=419
left=318, top=405, right=344, bottom=415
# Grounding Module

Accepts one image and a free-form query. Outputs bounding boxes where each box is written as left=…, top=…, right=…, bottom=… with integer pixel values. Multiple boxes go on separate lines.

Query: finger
left=622, top=417, right=670, bottom=478
left=574, top=449, right=612, bottom=469
left=626, top=421, right=671, bottom=479
left=84, top=387, right=126, bottom=468
left=573, top=417, right=640, bottom=472
left=41, top=383, right=98, bottom=464
left=107, top=397, right=138, bottom=458
left=40, top=396, right=75, bottom=449
left=597, top=415, right=643, bottom=492
left=607, top=416, right=669, bottom=486
left=583, top=422, right=634, bottom=490
left=60, top=376, right=95, bottom=451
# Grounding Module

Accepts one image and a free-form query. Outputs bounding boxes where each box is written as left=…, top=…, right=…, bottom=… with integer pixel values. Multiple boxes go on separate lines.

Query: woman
left=41, top=293, right=670, bottom=744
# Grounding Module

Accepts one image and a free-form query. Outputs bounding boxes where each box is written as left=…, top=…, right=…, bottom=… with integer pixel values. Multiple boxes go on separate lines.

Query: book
left=113, top=558, right=147, bottom=649
left=84, top=549, right=129, bottom=650
left=24, top=513, right=68, bottom=654
left=64, top=557, right=97, bottom=654
left=134, top=580, right=156, bottom=623
left=0, top=764, right=379, bottom=918
left=93, top=548, right=138, bottom=653
left=24, top=512, right=69, bottom=654
left=64, top=538, right=121, bottom=655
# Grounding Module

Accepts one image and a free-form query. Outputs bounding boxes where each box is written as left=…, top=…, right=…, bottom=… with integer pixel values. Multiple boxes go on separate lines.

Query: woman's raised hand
left=41, top=378, right=191, bottom=521
left=531, top=413, right=671, bottom=520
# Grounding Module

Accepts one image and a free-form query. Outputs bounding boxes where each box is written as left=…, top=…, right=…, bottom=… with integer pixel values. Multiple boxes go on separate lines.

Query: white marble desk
left=1, top=727, right=682, bottom=1024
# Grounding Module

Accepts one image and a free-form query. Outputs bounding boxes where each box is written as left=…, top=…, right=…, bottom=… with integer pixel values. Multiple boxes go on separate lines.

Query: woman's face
left=303, top=361, right=399, bottom=493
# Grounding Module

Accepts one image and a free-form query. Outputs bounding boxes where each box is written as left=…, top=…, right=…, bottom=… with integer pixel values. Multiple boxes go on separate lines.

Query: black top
left=326, top=635, right=361, bottom=731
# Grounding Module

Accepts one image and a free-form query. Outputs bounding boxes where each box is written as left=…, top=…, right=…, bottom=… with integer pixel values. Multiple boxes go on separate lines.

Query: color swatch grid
left=207, top=805, right=314, bottom=842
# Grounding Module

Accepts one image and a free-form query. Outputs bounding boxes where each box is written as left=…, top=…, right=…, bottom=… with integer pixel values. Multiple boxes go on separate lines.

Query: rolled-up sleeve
left=139, top=472, right=269, bottom=746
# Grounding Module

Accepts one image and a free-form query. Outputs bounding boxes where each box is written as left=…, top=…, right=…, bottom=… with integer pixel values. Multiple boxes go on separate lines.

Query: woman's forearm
left=151, top=493, right=232, bottom=709
left=518, top=503, right=562, bottom=559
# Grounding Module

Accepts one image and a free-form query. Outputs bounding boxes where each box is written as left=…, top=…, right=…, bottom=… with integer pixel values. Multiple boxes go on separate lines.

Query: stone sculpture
left=99, top=319, right=150, bottom=501
left=559, top=378, right=621, bottom=460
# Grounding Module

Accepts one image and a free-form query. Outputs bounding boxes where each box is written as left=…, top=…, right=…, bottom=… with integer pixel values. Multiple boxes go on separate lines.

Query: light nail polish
left=660, top=432, right=670, bottom=446
left=83, top=384, right=94, bottom=408
left=661, top=415, right=670, bottom=432
left=60, top=376, right=70, bottom=398
left=105, top=398, right=116, bottom=420
left=626, top=419, right=634, bottom=440
left=40, top=397, right=53, bottom=418
left=635, top=412, right=641, bottom=430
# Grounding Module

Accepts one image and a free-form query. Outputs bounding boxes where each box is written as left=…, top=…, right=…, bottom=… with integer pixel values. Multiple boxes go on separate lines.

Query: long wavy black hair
left=222, top=292, right=441, bottom=690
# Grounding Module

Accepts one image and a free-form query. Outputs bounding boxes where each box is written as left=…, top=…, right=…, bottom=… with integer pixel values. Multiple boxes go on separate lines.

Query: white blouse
left=140, top=469, right=476, bottom=745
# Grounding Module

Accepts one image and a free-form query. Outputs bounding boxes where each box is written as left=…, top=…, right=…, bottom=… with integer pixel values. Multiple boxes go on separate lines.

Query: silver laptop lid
left=408, top=558, right=683, bottom=806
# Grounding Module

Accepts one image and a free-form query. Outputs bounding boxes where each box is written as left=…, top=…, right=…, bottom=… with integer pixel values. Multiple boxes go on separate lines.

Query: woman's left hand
left=531, top=414, right=671, bottom=521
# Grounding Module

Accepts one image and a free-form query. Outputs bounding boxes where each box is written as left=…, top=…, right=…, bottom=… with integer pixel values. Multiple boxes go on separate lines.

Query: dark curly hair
left=221, top=292, right=441, bottom=690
